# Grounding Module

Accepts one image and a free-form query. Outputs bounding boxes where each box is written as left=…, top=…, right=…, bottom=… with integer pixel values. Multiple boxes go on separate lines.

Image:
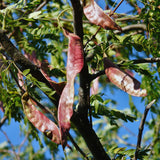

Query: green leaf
left=23, top=69, right=30, bottom=76
left=93, top=100, right=99, bottom=114
left=114, top=147, right=126, bottom=154
left=28, top=11, right=42, bottom=19
left=91, top=100, right=136, bottom=123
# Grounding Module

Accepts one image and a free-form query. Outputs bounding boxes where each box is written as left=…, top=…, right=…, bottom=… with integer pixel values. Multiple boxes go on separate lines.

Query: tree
left=0, top=0, right=160, bottom=159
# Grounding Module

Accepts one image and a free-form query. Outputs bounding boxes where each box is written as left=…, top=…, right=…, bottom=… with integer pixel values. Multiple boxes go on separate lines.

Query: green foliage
left=22, top=69, right=56, bottom=100
left=0, top=63, right=23, bottom=123
left=91, top=93, right=136, bottom=126
left=0, top=0, right=160, bottom=159
left=108, top=145, right=150, bottom=160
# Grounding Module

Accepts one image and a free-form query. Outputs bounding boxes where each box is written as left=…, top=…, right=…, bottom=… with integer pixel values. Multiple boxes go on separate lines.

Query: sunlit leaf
left=21, top=92, right=61, bottom=144
left=28, top=11, right=42, bottom=19
left=22, top=69, right=30, bottom=76
left=83, top=0, right=122, bottom=31
left=91, top=100, right=136, bottom=123
left=113, top=147, right=126, bottom=154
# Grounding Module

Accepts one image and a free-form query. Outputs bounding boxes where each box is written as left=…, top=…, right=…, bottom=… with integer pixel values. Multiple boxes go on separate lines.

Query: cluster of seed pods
left=22, top=0, right=147, bottom=148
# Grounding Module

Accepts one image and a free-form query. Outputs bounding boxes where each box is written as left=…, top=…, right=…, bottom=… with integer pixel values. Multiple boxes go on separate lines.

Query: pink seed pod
left=58, top=30, right=84, bottom=148
left=103, top=57, right=147, bottom=97
left=21, top=92, right=61, bottom=144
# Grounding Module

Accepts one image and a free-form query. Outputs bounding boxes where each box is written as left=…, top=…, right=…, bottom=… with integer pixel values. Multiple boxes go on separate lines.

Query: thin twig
left=118, top=57, right=160, bottom=67
left=31, top=96, right=58, bottom=121
left=0, top=116, right=7, bottom=128
left=134, top=99, right=156, bottom=160
left=85, top=42, right=104, bottom=58
left=67, top=133, right=89, bottom=160
left=35, top=0, right=49, bottom=11
left=116, top=135, right=136, bottom=147
left=0, top=129, right=20, bottom=160
left=50, top=17, right=90, bottom=24
left=122, top=124, right=137, bottom=137
left=131, top=57, right=160, bottom=64
left=89, top=57, right=160, bottom=82
left=116, top=15, right=139, bottom=22
left=84, top=27, right=101, bottom=49
left=114, top=24, right=146, bottom=35
left=89, top=70, right=105, bottom=82
left=109, top=0, right=125, bottom=16
left=0, top=149, right=15, bottom=154
left=18, top=131, right=30, bottom=154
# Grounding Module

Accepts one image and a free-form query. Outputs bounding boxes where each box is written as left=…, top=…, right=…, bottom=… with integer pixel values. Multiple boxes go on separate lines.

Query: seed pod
left=83, top=0, right=122, bottom=31
left=21, top=92, right=61, bottom=144
left=103, top=57, right=147, bottom=97
left=58, top=30, right=84, bottom=148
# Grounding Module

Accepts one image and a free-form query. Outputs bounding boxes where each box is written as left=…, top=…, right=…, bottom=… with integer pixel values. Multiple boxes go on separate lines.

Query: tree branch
left=130, top=57, right=160, bottom=64
left=35, top=0, right=51, bottom=12
left=71, top=112, right=111, bottom=160
left=115, top=24, right=147, bottom=34
left=118, top=57, right=160, bottom=67
left=67, top=133, right=89, bottom=160
left=70, top=0, right=88, bottom=119
left=116, top=15, right=139, bottom=22
left=134, top=99, right=156, bottom=160
left=109, top=0, right=125, bottom=16
left=0, top=149, right=16, bottom=155
left=0, top=30, right=60, bottom=106
left=70, top=0, right=83, bottom=40
left=18, top=131, right=30, bottom=154
left=84, top=27, right=101, bottom=49
left=89, top=70, right=105, bottom=82
left=70, top=0, right=111, bottom=159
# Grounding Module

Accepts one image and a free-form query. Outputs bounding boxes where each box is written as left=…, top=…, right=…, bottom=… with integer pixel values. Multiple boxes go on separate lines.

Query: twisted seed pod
left=103, top=57, right=147, bottom=97
left=58, top=30, right=84, bottom=148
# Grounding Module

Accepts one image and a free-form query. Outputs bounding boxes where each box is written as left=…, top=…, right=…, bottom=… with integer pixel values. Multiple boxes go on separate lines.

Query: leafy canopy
left=0, top=0, right=160, bottom=159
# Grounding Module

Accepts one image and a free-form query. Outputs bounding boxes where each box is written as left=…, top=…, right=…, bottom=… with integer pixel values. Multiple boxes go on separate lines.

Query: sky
left=0, top=0, right=156, bottom=159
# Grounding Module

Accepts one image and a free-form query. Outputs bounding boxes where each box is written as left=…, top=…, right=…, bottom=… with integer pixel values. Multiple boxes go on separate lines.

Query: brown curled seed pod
left=83, top=0, right=122, bottom=31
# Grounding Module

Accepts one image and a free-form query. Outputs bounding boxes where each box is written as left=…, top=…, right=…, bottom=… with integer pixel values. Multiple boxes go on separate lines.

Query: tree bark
left=70, top=0, right=111, bottom=159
